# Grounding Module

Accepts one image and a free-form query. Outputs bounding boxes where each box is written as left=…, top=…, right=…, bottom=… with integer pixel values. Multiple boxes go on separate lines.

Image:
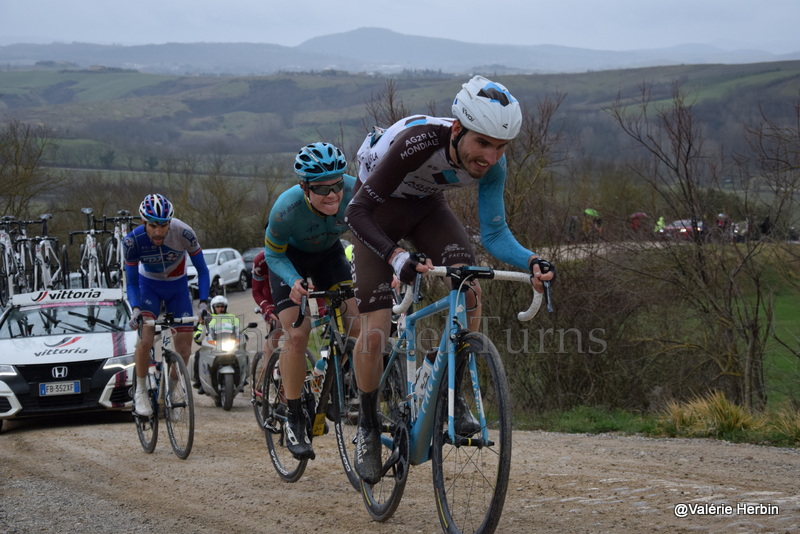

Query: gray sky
left=1, top=0, right=797, bottom=53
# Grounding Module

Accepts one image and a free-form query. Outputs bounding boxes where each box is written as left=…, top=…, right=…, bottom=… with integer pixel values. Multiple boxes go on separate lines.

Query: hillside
left=1, top=28, right=797, bottom=76
left=1, top=60, right=799, bottom=168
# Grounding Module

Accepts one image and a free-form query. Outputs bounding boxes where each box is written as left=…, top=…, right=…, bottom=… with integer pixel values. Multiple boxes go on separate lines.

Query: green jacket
left=194, top=313, right=241, bottom=343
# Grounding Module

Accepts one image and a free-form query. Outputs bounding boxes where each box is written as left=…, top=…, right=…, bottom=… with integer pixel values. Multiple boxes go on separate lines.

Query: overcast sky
left=1, top=0, right=797, bottom=53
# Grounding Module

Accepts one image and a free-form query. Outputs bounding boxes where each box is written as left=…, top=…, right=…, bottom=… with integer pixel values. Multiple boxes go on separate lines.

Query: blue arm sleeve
left=477, top=159, right=535, bottom=270
left=263, top=196, right=303, bottom=287
left=190, top=250, right=210, bottom=302
left=125, top=263, right=141, bottom=309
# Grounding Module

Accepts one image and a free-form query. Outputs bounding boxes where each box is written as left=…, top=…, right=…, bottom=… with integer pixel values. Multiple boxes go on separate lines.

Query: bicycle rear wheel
left=360, top=351, right=409, bottom=522
left=163, top=350, right=195, bottom=460
left=103, top=236, right=120, bottom=288
left=60, top=245, right=70, bottom=289
left=133, top=374, right=158, bottom=453
left=262, top=350, right=308, bottom=482
left=332, top=338, right=361, bottom=491
left=431, top=332, right=511, bottom=534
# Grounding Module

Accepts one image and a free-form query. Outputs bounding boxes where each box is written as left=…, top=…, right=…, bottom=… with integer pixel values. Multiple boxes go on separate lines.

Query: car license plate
left=39, top=381, right=81, bottom=396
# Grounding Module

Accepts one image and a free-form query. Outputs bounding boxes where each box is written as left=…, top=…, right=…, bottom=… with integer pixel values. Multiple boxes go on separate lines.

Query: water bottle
left=147, top=361, right=159, bottom=390
left=414, top=350, right=437, bottom=403
left=310, top=356, right=327, bottom=395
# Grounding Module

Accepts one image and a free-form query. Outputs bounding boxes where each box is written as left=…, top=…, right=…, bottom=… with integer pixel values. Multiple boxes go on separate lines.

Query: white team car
left=0, top=287, right=136, bottom=432
left=187, top=247, right=249, bottom=299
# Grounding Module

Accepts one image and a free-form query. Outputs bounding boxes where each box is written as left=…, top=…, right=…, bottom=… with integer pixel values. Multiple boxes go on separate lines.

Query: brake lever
left=292, top=281, right=309, bottom=328
left=537, top=260, right=555, bottom=313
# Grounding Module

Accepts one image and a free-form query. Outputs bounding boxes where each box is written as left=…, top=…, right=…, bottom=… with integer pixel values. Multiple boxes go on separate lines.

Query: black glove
left=529, top=258, right=556, bottom=282
left=391, top=251, right=424, bottom=285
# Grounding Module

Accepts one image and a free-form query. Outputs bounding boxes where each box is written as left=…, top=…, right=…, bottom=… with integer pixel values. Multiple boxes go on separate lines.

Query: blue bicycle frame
left=381, top=265, right=541, bottom=466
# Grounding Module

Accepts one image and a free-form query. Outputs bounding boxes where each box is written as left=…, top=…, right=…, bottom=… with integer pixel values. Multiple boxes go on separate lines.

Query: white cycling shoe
left=134, top=388, right=153, bottom=417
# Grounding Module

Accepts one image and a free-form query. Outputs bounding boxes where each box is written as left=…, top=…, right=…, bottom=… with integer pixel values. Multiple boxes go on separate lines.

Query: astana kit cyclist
left=125, top=193, right=211, bottom=417
left=344, top=75, right=556, bottom=483
left=264, top=142, right=362, bottom=460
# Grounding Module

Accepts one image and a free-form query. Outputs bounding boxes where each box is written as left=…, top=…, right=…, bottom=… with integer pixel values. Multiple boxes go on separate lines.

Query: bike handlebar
left=142, top=315, right=200, bottom=327
left=292, top=284, right=355, bottom=328
left=391, top=265, right=543, bottom=321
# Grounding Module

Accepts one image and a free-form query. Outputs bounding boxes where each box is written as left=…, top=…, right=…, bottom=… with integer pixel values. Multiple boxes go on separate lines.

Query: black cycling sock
left=358, top=389, right=379, bottom=428
left=287, top=397, right=303, bottom=422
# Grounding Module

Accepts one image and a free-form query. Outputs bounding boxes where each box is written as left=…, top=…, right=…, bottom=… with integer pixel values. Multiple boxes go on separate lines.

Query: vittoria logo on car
left=31, top=289, right=104, bottom=302
left=44, top=336, right=83, bottom=348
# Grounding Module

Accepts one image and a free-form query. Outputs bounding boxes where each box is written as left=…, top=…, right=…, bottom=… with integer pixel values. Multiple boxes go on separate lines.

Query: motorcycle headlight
left=103, top=354, right=135, bottom=371
left=218, top=338, right=238, bottom=352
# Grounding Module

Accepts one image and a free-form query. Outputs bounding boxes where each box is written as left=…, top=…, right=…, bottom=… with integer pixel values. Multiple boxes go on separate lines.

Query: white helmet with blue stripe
left=451, top=76, right=522, bottom=140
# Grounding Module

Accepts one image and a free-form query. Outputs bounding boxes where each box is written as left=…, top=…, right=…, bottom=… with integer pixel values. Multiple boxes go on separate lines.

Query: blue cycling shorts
left=138, top=276, right=195, bottom=329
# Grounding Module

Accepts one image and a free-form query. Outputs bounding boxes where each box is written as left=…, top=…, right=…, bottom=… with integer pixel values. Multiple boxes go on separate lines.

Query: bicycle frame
left=31, top=214, right=62, bottom=291
left=69, top=208, right=108, bottom=289
left=0, top=217, right=17, bottom=299
left=12, top=219, right=38, bottom=294
left=383, top=266, right=541, bottom=465
left=101, top=210, right=133, bottom=289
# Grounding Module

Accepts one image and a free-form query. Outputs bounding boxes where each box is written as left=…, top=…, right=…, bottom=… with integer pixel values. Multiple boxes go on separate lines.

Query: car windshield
left=203, top=251, right=218, bottom=265
left=242, top=248, right=260, bottom=261
left=0, top=301, right=130, bottom=339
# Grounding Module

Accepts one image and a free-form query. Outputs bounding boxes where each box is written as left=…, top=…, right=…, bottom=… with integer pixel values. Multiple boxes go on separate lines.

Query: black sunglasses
left=307, top=179, right=344, bottom=196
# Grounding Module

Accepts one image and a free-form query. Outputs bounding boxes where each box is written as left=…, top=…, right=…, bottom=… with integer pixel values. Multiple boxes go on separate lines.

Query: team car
left=0, top=287, right=136, bottom=432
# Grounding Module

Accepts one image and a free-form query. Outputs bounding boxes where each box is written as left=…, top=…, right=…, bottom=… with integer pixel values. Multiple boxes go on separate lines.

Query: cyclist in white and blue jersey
left=344, top=76, right=556, bottom=483
left=264, top=142, right=362, bottom=460
left=124, top=193, right=210, bottom=417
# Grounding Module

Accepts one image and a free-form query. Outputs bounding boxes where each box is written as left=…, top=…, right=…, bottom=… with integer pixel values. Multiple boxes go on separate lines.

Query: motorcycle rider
left=193, top=295, right=241, bottom=393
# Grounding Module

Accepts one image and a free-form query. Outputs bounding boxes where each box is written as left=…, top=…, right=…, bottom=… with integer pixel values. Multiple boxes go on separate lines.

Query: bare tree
left=607, top=84, right=799, bottom=409
left=0, top=118, right=64, bottom=216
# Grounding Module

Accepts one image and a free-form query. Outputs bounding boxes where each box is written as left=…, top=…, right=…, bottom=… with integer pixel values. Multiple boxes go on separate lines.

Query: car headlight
left=103, top=354, right=135, bottom=371
left=0, top=364, right=18, bottom=376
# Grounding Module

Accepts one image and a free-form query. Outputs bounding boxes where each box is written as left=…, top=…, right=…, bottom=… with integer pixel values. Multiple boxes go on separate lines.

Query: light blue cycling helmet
left=139, top=193, right=174, bottom=224
left=294, top=142, right=347, bottom=182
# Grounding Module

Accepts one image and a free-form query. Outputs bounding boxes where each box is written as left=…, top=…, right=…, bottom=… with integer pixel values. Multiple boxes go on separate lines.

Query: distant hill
left=1, top=27, right=797, bottom=76
left=2, top=60, right=799, bottom=169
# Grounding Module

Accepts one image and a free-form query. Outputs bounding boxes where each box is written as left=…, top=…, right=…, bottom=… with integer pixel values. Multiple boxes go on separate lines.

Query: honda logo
left=52, top=366, right=68, bottom=379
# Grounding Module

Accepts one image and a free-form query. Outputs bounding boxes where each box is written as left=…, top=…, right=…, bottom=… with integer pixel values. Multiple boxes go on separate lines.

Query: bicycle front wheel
left=251, top=350, right=268, bottom=431
left=163, top=350, right=195, bottom=459
left=360, top=351, right=409, bottom=522
left=431, top=332, right=511, bottom=534
left=0, top=245, right=9, bottom=307
left=133, top=374, right=158, bottom=454
left=262, top=350, right=308, bottom=482
left=332, top=338, right=361, bottom=491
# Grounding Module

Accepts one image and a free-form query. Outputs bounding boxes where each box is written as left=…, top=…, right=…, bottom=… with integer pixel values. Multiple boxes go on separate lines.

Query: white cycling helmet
left=451, top=75, right=522, bottom=140
left=210, top=295, right=228, bottom=313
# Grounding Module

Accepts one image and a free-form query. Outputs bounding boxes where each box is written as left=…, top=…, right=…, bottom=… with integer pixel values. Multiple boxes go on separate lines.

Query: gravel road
left=1, top=291, right=798, bottom=533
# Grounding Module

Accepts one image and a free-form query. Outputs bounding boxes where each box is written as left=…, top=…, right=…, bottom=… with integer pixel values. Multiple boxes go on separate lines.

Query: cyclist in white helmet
left=345, top=76, right=555, bottom=483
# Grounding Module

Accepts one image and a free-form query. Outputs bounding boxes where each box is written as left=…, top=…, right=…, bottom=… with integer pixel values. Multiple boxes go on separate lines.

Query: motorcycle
left=192, top=319, right=258, bottom=411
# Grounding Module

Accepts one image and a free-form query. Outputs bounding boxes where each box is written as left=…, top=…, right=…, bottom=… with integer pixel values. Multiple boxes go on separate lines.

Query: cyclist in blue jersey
left=264, top=142, right=361, bottom=460
left=124, top=193, right=211, bottom=417
left=345, top=76, right=556, bottom=483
